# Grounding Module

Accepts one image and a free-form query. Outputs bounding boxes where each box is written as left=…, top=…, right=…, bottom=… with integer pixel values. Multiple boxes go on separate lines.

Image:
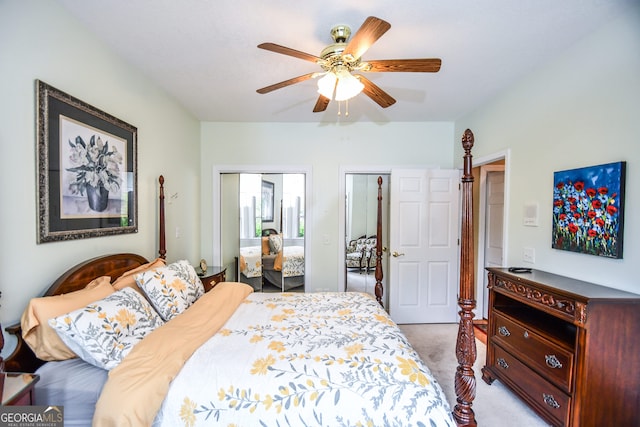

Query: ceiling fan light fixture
left=317, top=66, right=364, bottom=102
left=258, top=17, right=438, bottom=112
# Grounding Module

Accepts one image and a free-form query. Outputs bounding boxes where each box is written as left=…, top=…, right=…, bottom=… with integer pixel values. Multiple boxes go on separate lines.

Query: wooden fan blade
left=366, top=58, right=442, bottom=73
left=313, top=95, right=330, bottom=112
left=258, top=43, right=320, bottom=63
left=256, top=73, right=316, bottom=94
left=358, top=75, right=396, bottom=108
left=343, top=16, right=391, bottom=60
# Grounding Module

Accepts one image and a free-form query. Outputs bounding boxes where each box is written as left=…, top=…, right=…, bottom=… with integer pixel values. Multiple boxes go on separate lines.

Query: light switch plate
left=523, top=247, right=535, bottom=263
left=523, top=202, right=539, bottom=226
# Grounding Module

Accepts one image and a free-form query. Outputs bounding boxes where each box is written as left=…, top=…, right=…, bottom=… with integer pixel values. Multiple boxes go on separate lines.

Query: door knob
left=392, top=251, right=405, bottom=257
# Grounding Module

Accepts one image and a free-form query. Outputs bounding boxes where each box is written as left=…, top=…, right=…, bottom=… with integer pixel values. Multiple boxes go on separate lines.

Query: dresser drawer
left=200, top=267, right=227, bottom=292
left=492, top=311, right=573, bottom=391
left=492, top=345, right=571, bottom=426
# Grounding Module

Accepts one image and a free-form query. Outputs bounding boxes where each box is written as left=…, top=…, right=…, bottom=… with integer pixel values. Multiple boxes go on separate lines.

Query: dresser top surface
left=488, top=268, right=640, bottom=301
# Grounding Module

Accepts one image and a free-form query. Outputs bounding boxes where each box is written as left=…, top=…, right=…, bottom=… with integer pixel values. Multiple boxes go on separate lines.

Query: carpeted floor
left=400, top=323, right=551, bottom=427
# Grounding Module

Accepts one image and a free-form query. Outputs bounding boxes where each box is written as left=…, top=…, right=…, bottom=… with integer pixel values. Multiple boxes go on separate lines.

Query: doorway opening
left=339, top=167, right=390, bottom=308
left=344, top=174, right=390, bottom=298
left=473, top=151, right=509, bottom=319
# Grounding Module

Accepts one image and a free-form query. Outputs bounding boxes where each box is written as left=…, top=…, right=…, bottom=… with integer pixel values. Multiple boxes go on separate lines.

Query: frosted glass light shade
left=316, top=68, right=364, bottom=101
left=334, top=71, right=364, bottom=101
left=317, top=72, right=337, bottom=99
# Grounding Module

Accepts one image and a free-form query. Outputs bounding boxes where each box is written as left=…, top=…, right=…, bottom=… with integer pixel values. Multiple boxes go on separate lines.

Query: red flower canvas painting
left=552, top=162, right=626, bottom=258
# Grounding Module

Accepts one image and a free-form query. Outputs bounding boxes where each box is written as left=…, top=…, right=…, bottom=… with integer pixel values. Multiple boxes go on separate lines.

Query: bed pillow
left=134, top=260, right=205, bottom=321
left=112, top=257, right=166, bottom=295
left=261, top=237, right=270, bottom=255
left=48, top=287, right=164, bottom=370
left=274, top=250, right=283, bottom=271
left=268, top=234, right=283, bottom=254
left=21, top=276, right=114, bottom=361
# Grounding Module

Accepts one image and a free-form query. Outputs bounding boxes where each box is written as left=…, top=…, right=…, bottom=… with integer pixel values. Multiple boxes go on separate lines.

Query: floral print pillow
left=268, top=234, right=283, bottom=254
left=135, top=260, right=205, bottom=321
left=48, top=287, right=164, bottom=370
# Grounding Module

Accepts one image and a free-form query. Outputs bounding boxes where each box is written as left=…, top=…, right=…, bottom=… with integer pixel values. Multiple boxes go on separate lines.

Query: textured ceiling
left=57, top=0, right=635, bottom=123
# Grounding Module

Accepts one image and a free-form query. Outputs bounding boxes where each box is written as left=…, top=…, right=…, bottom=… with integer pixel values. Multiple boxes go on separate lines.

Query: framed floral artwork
left=36, top=80, right=137, bottom=243
left=552, top=161, right=626, bottom=258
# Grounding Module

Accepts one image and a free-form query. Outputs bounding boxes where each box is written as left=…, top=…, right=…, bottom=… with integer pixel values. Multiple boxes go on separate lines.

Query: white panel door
left=482, top=169, right=505, bottom=318
left=389, top=169, right=460, bottom=324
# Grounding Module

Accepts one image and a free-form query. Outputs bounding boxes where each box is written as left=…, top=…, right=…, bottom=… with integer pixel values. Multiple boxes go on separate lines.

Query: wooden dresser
left=482, top=268, right=640, bottom=427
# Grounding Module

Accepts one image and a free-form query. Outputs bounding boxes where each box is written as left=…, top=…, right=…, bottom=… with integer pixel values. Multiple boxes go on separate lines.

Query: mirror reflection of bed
left=345, top=174, right=389, bottom=300
left=232, top=173, right=305, bottom=292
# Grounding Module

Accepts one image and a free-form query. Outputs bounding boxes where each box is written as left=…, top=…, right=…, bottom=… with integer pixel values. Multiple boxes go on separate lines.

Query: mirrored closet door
left=221, top=173, right=305, bottom=293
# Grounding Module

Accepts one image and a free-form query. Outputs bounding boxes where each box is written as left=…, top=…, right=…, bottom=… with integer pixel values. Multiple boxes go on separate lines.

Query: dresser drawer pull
left=498, top=326, right=511, bottom=337
left=543, top=393, right=561, bottom=409
left=497, top=358, right=509, bottom=369
left=545, top=354, right=563, bottom=369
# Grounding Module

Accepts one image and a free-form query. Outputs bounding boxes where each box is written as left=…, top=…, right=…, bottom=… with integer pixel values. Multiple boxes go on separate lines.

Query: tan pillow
left=21, top=276, right=114, bottom=361
left=112, top=257, right=166, bottom=295
left=261, top=237, right=270, bottom=256
left=274, top=250, right=283, bottom=271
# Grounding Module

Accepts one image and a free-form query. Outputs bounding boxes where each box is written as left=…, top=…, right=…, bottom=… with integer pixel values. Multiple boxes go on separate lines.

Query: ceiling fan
left=256, top=16, right=441, bottom=113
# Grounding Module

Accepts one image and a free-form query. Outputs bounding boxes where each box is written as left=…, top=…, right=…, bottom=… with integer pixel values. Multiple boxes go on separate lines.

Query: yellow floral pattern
left=154, top=292, right=455, bottom=426
left=135, top=260, right=204, bottom=321
left=48, top=287, right=164, bottom=370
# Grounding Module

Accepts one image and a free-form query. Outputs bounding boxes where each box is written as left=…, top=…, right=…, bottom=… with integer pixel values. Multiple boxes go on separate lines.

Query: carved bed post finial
left=158, top=175, right=166, bottom=260
left=374, top=176, right=384, bottom=307
left=453, top=129, right=478, bottom=427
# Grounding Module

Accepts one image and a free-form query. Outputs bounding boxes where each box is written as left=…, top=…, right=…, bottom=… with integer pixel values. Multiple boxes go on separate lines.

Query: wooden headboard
left=4, top=254, right=150, bottom=372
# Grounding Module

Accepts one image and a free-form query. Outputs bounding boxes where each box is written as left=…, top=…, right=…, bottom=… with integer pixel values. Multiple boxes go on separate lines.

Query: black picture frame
left=261, top=180, right=274, bottom=222
left=36, top=80, right=137, bottom=243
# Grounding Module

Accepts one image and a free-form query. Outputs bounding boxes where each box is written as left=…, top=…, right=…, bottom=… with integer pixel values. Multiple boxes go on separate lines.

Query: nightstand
left=199, top=266, right=227, bottom=292
left=2, top=373, right=39, bottom=406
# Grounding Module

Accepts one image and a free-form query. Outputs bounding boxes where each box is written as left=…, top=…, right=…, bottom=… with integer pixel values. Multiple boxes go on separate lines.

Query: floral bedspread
left=240, top=246, right=262, bottom=278
left=152, top=292, right=455, bottom=427
left=282, top=245, right=304, bottom=278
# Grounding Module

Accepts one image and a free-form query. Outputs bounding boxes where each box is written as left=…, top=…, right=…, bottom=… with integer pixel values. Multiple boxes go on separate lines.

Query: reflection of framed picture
left=261, top=180, right=274, bottom=222
left=37, top=80, right=137, bottom=243
left=552, top=161, right=626, bottom=258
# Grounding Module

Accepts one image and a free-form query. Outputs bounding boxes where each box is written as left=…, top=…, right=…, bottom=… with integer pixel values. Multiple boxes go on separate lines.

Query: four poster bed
left=3, top=131, right=477, bottom=426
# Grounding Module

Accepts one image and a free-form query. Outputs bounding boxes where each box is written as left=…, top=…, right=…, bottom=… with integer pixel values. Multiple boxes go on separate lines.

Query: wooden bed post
left=158, top=175, right=166, bottom=260
left=374, top=176, right=384, bottom=307
left=453, top=129, right=478, bottom=427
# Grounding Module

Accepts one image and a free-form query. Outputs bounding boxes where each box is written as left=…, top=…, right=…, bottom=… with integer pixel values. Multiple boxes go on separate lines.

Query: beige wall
left=455, top=7, right=640, bottom=293
left=0, top=1, right=201, bottom=354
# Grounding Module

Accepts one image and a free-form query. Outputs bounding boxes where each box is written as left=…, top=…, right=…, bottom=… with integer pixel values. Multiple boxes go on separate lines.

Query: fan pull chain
left=337, top=100, right=350, bottom=117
